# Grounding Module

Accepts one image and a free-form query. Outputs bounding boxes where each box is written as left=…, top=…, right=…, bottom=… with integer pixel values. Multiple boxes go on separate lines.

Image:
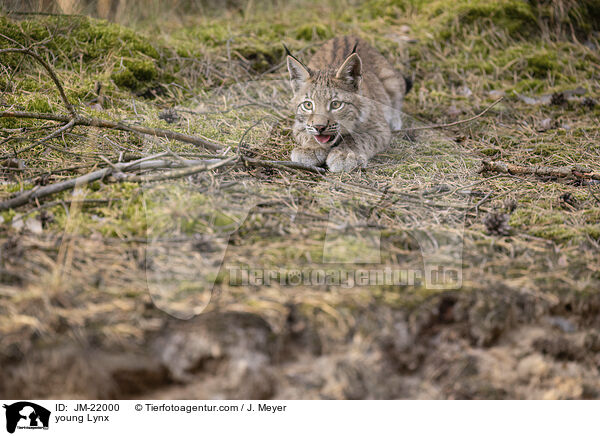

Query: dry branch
left=0, top=156, right=221, bottom=211
left=0, top=118, right=76, bottom=158
left=0, top=154, right=325, bottom=211
left=0, top=47, right=225, bottom=153
left=399, top=97, right=503, bottom=133
left=0, top=48, right=78, bottom=117
left=480, top=159, right=600, bottom=181
left=123, top=155, right=239, bottom=182
left=0, top=111, right=224, bottom=153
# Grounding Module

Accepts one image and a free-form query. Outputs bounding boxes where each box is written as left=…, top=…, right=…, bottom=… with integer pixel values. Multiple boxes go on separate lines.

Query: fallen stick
left=0, top=111, right=224, bottom=153
left=480, top=159, right=600, bottom=181
left=398, top=97, right=503, bottom=133
left=0, top=156, right=324, bottom=211
left=0, top=157, right=223, bottom=211
left=123, top=155, right=238, bottom=182
left=0, top=48, right=78, bottom=117
left=1, top=118, right=77, bottom=158
left=0, top=47, right=225, bottom=154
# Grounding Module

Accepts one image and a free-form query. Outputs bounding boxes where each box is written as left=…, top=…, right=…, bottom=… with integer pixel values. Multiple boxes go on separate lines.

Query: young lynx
left=286, top=36, right=411, bottom=172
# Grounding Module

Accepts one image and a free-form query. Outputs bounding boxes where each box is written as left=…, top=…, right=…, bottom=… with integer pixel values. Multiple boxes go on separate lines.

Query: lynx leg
left=326, top=146, right=367, bottom=172
left=291, top=146, right=329, bottom=167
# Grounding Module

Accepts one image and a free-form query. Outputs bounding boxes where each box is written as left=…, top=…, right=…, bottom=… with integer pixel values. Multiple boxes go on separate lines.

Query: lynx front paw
left=290, top=147, right=328, bottom=167
left=326, top=148, right=367, bottom=172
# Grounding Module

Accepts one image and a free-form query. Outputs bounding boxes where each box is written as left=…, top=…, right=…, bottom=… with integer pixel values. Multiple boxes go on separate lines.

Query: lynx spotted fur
left=286, top=36, right=410, bottom=172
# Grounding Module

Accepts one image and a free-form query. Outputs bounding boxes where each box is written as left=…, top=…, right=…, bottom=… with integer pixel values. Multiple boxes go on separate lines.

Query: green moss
left=236, top=41, right=284, bottom=73
left=454, top=0, right=538, bottom=36
left=0, top=209, right=16, bottom=223
left=19, top=78, right=43, bottom=92
left=510, top=209, right=567, bottom=227
left=532, top=225, right=579, bottom=243
left=111, top=59, right=158, bottom=90
left=182, top=23, right=231, bottom=46
left=355, top=0, right=415, bottom=20
left=1, top=15, right=159, bottom=64
left=480, top=148, right=500, bottom=157
left=585, top=224, right=600, bottom=241
left=0, top=14, right=174, bottom=102
left=125, top=59, right=157, bottom=81
left=4, top=182, right=35, bottom=193
left=26, top=97, right=52, bottom=113
left=583, top=208, right=600, bottom=222
left=536, top=0, right=600, bottom=35
left=112, top=69, right=138, bottom=89
left=513, top=78, right=544, bottom=93
left=526, top=50, right=558, bottom=77
left=0, top=117, right=18, bottom=129
left=73, top=18, right=159, bottom=60
left=295, top=24, right=333, bottom=41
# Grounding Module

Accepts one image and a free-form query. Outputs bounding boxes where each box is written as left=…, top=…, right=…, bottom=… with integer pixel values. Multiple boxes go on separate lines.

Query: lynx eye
left=330, top=100, right=344, bottom=110
left=301, top=101, right=313, bottom=111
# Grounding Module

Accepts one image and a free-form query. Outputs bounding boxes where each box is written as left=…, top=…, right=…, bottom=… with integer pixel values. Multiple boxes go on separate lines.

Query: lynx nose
left=312, top=124, right=327, bottom=133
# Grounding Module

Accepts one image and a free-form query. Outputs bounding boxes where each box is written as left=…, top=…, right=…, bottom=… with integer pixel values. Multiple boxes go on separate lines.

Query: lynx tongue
left=315, top=134, right=332, bottom=144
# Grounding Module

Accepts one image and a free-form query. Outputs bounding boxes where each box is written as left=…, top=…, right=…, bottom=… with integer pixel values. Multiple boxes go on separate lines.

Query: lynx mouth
left=314, top=134, right=335, bottom=144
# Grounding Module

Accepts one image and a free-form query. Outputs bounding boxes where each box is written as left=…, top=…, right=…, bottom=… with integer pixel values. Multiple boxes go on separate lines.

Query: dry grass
left=0, top=0, right=599, bottom=399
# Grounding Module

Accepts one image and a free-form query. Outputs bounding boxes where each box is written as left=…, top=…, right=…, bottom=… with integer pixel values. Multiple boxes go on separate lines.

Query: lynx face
left=288, top=53, right=364, bottom=147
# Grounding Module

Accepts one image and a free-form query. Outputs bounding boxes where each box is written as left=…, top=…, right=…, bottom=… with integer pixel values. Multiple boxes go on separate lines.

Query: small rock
left=516, top=93, right=552, bottom=105
left=90, top=103, right=104, bottom=111
left=536, top=117, right=553, bottom=132
left=457, top=85, right=472, bottom=97
left=563, top=87, right=587, bottom=98
left=11, top=216, right=43, bottom=234
left=545, top=316, right=576, bottom=333
left=26, top=218, right=43, bottom=234
left=11, top=216, right=23, bottom=230
left=557, top=255, right=568, bottom=267
left=488, top=90, right=506, bottom=99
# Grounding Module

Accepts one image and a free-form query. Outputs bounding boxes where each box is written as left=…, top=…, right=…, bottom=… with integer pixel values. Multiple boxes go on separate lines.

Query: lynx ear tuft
left=286, top=53, right=311, bottom=94
left=335, top=52, right=362, bottom=90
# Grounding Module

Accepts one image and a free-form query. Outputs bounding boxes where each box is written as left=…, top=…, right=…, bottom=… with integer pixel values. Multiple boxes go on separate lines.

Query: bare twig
left=0, top=156, right=216, bottom=211
left=0, top=110, right=224, bottom=152
left=0, top=153, right=325, bottom=210
left=0, top=118, right=76, bottom=158
left=480, top=159, right=600, bottom=181
left=0, top=48, right=77, bottom=117
left=0, top=47, right=225, bottom=153
left=399, top=97, right=504, bottom=133
left=124, top=155, right=238, bottom=182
